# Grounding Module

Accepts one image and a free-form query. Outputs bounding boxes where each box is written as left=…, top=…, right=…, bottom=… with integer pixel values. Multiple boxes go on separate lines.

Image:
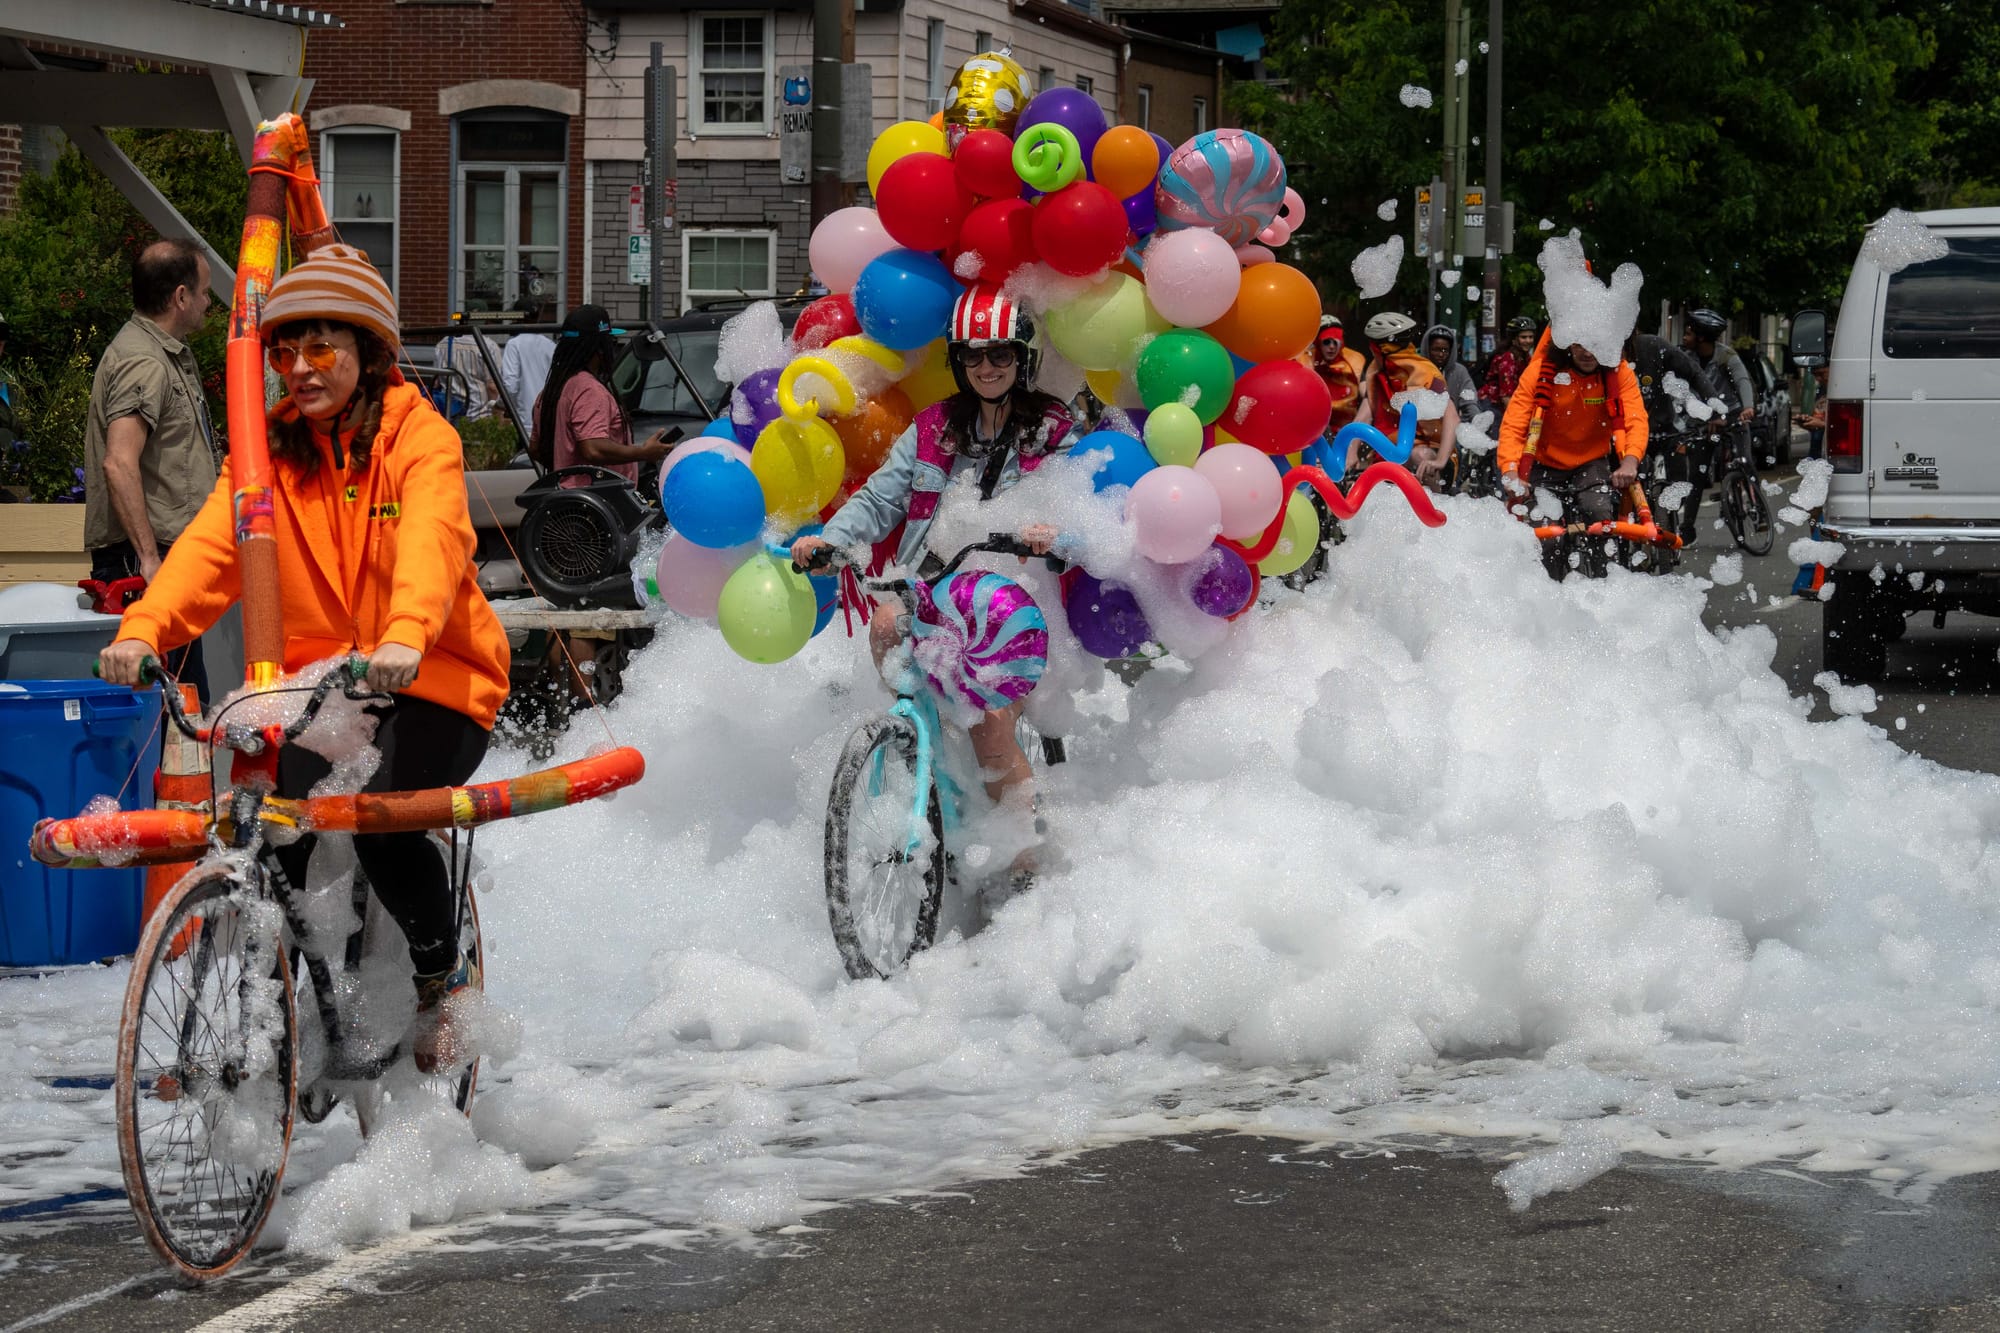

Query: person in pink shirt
left=532, top=305, right=672, bottom=485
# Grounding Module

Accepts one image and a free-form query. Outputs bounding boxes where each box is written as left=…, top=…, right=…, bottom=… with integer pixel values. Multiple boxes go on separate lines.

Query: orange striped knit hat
left=260, top=243, right=400, bottom=352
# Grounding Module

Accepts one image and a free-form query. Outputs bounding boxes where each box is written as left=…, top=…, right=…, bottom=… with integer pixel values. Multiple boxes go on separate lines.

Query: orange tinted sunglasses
left=267, top=339, right=342, bottom=375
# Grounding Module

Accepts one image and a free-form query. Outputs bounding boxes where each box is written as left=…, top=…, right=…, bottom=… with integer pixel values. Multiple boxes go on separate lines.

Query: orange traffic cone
left=145, top=683, right=210, bottom=940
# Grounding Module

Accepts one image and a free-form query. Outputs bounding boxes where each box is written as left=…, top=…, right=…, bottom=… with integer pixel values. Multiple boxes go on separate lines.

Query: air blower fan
left=516, top=467, right=657, bottom=609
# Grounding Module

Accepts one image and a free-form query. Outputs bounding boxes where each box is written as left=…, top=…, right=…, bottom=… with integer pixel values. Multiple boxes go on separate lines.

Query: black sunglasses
left=955, top=345, right=1018, bottom=369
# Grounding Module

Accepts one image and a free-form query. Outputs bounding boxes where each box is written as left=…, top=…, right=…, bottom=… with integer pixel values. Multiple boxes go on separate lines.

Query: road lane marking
left=189, top=1226, right=467, bottom=1333
left=1, top=1277, right=145, bottom=1333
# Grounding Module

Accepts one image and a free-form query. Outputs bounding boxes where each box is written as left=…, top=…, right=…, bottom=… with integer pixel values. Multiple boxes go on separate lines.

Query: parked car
left=617, top=300, right=811, bottom=447
left=1791, top=206, right=2000, bottom=682
left=1739, top=347, right=1794, bottom=467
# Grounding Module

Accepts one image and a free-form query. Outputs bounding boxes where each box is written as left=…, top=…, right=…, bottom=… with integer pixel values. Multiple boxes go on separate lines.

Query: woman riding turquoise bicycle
left=791, top=286, right=1074, bottom=873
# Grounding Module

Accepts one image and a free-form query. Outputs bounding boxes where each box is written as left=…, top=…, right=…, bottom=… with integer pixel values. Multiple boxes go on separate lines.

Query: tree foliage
left=1236, top=0, right=1963, bottom=324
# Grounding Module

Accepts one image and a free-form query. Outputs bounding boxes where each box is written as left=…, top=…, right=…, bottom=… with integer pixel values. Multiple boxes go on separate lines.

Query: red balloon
left=949, top=198, right=1037, bottom=285
left=792, top=293, right=860, bottom=352
left=876, top=154, right=973, bottom=253
left=954, top=129, right=1021, bottom=199
left=1030, top=181, right=1128, bottom=278
left=1223, top=361, right=1334, bottom=455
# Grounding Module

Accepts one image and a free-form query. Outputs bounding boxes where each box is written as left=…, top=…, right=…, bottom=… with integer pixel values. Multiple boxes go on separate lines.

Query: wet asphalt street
left=4, top=522, right=2000, bottom=1332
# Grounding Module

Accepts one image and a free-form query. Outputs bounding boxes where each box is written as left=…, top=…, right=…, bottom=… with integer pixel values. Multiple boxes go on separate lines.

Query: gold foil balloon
left=944, top=53, right=1029, bottom=137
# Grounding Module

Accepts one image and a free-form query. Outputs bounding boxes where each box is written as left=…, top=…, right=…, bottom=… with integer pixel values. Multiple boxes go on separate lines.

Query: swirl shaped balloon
left=944, top=53, right=1030, bottom=137
left=1155, top=129, right=1289, bottom=249
left=912, top=571, right=1048, bottom=712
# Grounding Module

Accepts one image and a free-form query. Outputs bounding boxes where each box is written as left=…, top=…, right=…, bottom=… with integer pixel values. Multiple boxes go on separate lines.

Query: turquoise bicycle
left=807, top=534, right=1065, bottom=980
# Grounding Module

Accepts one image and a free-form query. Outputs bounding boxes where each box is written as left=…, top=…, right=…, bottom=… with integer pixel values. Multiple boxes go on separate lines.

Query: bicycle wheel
left=825, top=715, right=946, bottom=980
left=1730, top=471, right=1775, bottom=556
left=116, top=861, right=297, bottom=1282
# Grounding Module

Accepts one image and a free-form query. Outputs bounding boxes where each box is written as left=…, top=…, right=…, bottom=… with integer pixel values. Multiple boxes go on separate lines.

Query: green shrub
left=456, top=413, right=524, bottom=471
left=2, top=336, right=95, bottom=500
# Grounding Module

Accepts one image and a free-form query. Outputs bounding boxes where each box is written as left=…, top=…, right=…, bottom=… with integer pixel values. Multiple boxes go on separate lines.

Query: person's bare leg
left=867, top=601, right=899, bottom=670
left=969, top=701, right=1039, bottom=885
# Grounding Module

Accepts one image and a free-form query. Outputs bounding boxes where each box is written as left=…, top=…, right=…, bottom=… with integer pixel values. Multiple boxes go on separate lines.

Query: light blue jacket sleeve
left=821, top=422, right=920, bottom=549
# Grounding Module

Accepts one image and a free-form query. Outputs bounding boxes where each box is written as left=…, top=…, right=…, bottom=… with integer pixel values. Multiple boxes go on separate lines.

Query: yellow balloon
left=778, top=355, right=856, bottom=419
left=867, top=121, right=946, bottom=195
left=943, top=53, right=1030, bottom=136
left=898, top=338, right=958, bottom=411
left=751, top=416, right=845, bottom=522
left=1257, top=490, right=1322, bottom=578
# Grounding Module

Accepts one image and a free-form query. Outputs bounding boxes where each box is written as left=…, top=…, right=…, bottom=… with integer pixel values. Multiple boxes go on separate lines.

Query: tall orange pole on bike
left=228, top=115, right=336, bottom=691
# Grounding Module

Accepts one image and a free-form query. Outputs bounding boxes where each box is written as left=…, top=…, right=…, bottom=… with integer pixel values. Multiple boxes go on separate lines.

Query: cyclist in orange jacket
left=1495, top=332, right=1649, bottom=577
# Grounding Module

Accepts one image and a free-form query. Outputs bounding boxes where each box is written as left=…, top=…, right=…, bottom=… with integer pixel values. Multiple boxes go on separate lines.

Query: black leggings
left=273, top=695, right=490, bottom=978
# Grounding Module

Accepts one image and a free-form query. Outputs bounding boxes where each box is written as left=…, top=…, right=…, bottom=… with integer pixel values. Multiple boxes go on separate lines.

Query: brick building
left=583, top=0, right=1132, bottom=322
left=299, top=0, right=589, bottom=326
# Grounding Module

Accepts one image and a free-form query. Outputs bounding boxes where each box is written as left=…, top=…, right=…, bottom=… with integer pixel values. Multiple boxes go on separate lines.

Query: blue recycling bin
left=0, top=680, right=161, bottom=966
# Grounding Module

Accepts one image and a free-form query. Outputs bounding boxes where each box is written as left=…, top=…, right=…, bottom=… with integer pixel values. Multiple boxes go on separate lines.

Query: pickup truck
left=1793, top=207, right=2000, bottom=682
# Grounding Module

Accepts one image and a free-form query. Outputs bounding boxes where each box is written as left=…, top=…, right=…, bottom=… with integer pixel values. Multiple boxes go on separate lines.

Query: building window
left=682, top=230, right=777, bottom=311
left=1136, top=85, right=1152, bottom=130
left=1038, top=66, right=1055, bottom=93
left=1075, top=75, right=1093, bottom=97
left=692, top=12, right=773, bottom=133
left=974, top=29, right=991, bottom=53
left=455, top=112, right=567, bottom=321
left=926, top=18, right=947, bottom=112
left=1193, top=96, right=1208, bottom=134
left=322, top=128, right=399, bottom=295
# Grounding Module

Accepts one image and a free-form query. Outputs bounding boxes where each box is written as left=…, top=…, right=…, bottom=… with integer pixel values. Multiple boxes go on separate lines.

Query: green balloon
left=1144, top=402, right=1203, bottom=467
left=1134, top=331, right=1238, bottom=425
left=1012, top=123, right=1083, bottom=192
left=1258, top=490, right=1322, bottom=578
left=717, top=552, right=816, bottom=664
left=1045, top=273, right=1168, bottom=373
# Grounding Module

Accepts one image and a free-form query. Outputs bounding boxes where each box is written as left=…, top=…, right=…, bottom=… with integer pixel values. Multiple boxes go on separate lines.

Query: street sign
left=627, top=184, right=643, bottom=235
left=778, top=63, right=812, bottom=186
left=1415, top=185, right=1434, bottom=260
left=628, top=234, right=651, bottom=286
left=1460, top=185, right=1486, bottom=258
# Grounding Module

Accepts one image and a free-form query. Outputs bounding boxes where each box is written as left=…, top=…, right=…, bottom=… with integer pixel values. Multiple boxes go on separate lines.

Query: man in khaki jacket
left=83, top=238, right=218, bottom=698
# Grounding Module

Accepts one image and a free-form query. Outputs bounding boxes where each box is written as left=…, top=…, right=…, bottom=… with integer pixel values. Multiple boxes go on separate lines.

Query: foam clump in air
left=713, top=301, right=788, bottom=386
left=1860, top=209, right=1949, bottom=275
left=1538, top=231, right=1641, bottom=367
left=1813, top=670, right=1877, bottom=716
left=1351, top=235, right=1405, bottom=300
left=1399, top=85, right=1433, bottom=109
left=1495, top=1124, right=1622, bottom=1212
left=1377, top=198, right=1398, bottom=221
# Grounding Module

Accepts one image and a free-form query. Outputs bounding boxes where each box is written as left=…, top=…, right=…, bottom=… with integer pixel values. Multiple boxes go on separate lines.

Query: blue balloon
left=851, top=249, right=958, bottom=351
left=664, top=453, right=766, bottom=549
left=1228, top=351, right=1255, bottom=377
left=1078, top=429, right=1157, bottom=493
left=1332, top=400, right=1418, bottom=467
left=699, top=417, right=739, bottom=440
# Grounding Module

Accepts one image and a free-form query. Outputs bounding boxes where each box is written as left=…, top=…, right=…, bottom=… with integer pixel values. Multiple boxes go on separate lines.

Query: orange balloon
left=1205, top=263, right=1322, bottom=363
left=928, top=110, right=946, bottom=131
left=1090, top=126, right=1161, bottom=200
left=834, top=386, right=915, bottom=484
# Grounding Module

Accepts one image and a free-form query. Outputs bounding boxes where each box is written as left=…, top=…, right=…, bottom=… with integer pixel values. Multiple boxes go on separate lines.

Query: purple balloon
left=731, top=366, right=783, bottom=445
left=1188, top=545, right=1254, bottom=618
left=1018, top=88, right=1108, bottom=184
left=1066, top=570, right=1152, bottom=658
left=1124, top=189, right=1158, bottom=237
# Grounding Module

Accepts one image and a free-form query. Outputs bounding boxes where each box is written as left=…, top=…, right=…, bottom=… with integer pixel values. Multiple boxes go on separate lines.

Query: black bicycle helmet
left=1504, top=315, right=1537, bottom=337
left=1686, top=308, right=1729, bottom=340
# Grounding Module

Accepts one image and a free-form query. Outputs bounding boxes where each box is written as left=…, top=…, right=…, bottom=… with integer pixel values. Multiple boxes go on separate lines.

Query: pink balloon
left=1234, top=244, right=1276, bottom=266
left=810, top=207, right=897, bottom=294
left=658, top=438, right=753, bottom=504
left=656, top=532, right=758, bottom=621
left=1126, top=465, right=1223, bottom=564
left=1193, top=442, right=1283, bottom=541
left=1141, top=228, right=1242, bottom=328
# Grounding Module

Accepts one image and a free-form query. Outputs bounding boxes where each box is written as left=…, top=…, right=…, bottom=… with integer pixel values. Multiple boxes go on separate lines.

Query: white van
left=1791, top=207, right=2000, bottom=681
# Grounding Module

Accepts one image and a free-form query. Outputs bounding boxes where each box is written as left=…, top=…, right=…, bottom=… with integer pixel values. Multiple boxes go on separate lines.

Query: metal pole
left=646, top=45, right=673, bottom=317
left=1438, top=0, right=1463, bottom=343
left=1482, top=0, right=1502, bottom=351
left=810, top=0, right=844, bottom=229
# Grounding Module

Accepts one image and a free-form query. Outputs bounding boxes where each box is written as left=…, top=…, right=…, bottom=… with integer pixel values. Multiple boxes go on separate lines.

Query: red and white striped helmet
left=950, top=285, right=1026, bottom=346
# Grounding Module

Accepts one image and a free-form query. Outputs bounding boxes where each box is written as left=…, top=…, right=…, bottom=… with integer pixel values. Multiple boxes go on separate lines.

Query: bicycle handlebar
left=791, top=533, right=1060, bottom=580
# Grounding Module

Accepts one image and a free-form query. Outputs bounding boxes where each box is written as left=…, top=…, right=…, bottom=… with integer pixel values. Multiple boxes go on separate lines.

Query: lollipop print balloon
left=912, top=571, right=1049, bottom=712
left=1155, top=129, right=1289, bottom=249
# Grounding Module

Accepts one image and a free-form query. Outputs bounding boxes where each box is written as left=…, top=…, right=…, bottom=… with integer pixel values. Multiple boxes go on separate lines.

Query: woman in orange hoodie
left=1495, top=331, right=1649, bottom=576
left=99, top=244, right=509, bottom=1068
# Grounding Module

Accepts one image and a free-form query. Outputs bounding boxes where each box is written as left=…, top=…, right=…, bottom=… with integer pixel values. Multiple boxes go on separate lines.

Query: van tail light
left=1825, top=400, right=1862, bottom=473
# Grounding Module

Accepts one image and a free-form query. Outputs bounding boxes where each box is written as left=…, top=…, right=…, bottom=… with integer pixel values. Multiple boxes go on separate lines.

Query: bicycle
left=30, top=656, right=642, bottom=1281
left=811, top=535, right=1065, bottom=981
left=1711, top=423, right=1775, bottom=556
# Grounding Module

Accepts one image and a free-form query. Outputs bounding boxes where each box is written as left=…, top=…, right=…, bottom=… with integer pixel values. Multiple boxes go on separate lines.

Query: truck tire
left=1822, top=582, right=1888, bottom=683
